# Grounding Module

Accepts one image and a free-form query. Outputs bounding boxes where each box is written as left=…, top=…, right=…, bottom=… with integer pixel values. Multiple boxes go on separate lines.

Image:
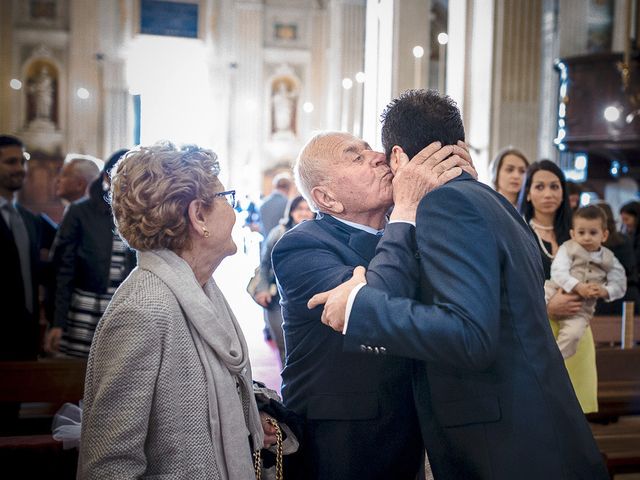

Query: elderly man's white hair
left=272, top=172, right=293, bottom=191
left=64, top=154, right=102, bottom=184
left=294, top=131, right=350, bottom=212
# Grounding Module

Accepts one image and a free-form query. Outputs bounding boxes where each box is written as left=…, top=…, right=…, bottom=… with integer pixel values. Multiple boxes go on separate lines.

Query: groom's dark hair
left=380, top=89, right=465, bottom=160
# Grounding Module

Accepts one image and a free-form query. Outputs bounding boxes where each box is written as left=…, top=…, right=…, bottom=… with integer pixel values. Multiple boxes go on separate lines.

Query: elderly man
left=272, top=130, right=473, bottom=479
left=42, top=156, right=100, bottom=350
left=55, top=156, right=100, bottom=205
left=311, top=90, right=608, bottom=479
left=0, top=135, right=42, bottom=360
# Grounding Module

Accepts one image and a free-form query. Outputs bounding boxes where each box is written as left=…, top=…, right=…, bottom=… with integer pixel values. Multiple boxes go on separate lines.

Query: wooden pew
left=592, top=349, right=640, bottom=419
left=0, top=359, right=86, bottom=480
left=591, top=417, right=640, bottom=478
left=0, top=359, right=86, bottom=405
left=592, top=314, right=640, bottom=347
left=588, top=349, right=640, bottom=477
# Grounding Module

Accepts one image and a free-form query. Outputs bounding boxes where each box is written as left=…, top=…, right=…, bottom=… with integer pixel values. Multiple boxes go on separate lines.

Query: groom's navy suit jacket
left=272, top=214, right=423, bottom=480
left=346, top=173, right=608, bottom=479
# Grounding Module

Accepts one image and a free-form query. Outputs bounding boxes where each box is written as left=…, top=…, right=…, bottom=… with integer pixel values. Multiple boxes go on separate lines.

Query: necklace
left=529, top=220, right=554, bottom=231
left=529, top=220, right=555, bottom=259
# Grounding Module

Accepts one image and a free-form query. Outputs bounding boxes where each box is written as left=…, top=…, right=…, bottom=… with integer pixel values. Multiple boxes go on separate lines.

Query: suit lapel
left=320, top=214, right=380, bottom=263
left=348, top=231, right=380, bottom=262
left=0, top=212, right=13, bottom=242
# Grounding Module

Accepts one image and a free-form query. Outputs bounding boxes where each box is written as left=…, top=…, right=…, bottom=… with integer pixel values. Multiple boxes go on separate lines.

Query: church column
left=446, top=0, right=495, bottom=183
left=98, top=0, right=131, bottom=157
left=490, top=0, right=543, bottom=166
left=67, top=0, right=101, bottom=155
left=538, top=0, right=560, bottom=162
left=326, top=0, right=366, bottom=133
left=229, top=0, right=264, bottom=194
left=0, top=0, right=13, bottom=133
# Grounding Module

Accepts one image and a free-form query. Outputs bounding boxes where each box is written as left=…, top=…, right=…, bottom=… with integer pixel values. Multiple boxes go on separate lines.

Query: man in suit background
left=0, top=135, right=42, bottom=360
left=55, top=155, right=101, bottom=206
left=272, top=130, right=473, bottom=479
left=259, top=172, right=292, bottom=237
left=312, top=90, right=608, bottom=479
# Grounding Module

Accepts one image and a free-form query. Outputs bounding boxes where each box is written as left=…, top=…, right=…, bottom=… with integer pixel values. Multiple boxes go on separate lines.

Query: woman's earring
left=202, top=227, right=210, bottom=238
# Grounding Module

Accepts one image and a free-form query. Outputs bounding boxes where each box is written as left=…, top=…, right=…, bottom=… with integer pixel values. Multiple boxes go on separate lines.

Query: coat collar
left=318, top=213, right=381, bottom=262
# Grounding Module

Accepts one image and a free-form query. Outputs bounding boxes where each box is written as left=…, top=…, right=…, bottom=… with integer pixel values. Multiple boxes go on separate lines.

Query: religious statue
left=30, top=66, right=54, bottom=121
left=272, top=81, right=296, bottom=136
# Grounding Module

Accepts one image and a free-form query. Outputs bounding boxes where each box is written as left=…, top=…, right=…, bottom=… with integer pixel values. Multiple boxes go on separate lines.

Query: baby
left=545, top=205, right=626, bottom=359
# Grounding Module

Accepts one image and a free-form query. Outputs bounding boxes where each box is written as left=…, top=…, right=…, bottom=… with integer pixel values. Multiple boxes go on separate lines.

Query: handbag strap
left=253, top=417, right=284, bottom=480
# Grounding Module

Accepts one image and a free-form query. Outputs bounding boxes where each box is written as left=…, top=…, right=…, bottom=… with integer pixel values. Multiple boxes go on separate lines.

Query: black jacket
left=0, top=203, right=42, bottom=359
left=53, top=182, right=136, bottom=329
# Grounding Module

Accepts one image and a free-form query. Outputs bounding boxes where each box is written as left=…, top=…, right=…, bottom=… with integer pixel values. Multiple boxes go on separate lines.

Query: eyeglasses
left=214, top=189, right=236, bottom=208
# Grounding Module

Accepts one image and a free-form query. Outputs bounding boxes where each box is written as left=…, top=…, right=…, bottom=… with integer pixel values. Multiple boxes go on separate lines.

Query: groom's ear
left=389, top=146, right=406, bottom=175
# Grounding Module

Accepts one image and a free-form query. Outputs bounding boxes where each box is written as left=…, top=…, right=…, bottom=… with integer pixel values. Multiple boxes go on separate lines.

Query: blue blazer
left=345, top=174, right=608, bottom=479
left=272, top=214, right=423, bottom=480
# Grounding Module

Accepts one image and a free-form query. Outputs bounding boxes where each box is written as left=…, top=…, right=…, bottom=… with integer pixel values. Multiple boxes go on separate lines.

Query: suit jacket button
left=366, top=346, right=373, bottom=353
left=380, top=347, right=386, bottom=354
left=374, top=347, right=380, bottom=354
left=360, top=345, right=367, bottom=352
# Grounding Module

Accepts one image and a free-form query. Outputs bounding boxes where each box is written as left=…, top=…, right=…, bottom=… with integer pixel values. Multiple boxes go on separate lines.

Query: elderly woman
left=78, top=142, right=274, bottom=479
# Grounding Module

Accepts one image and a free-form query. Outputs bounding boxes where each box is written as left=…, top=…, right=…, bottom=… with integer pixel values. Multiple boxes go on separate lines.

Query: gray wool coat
left=77, top=267, right=226, bottom=480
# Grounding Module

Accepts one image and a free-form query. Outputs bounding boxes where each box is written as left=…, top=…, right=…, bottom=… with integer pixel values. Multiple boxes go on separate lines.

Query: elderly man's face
left=55, top=162, right=86, bottom=202
left=0, top=145, right=27, bottom=196
left=325, top=133, right=393, bottom=215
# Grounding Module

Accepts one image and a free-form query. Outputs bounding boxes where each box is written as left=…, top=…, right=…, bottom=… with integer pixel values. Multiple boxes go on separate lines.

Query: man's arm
left=53, top=206, right=82, bottom=328
left=319, top=186, right=502, bottom=371
left=273, top=223, right=419, bottom=318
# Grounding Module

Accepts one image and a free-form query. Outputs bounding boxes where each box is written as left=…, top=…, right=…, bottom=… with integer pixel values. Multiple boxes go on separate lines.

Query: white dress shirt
left=334, top=215, right=416, bottom=334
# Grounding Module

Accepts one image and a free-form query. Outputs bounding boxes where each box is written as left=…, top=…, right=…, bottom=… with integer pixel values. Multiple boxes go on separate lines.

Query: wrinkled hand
left=390, top=142, right=475, bottom=222
left=307, top=266, right=367, bottom=332
left=456, top=141, right=478, bottom=179
left=254, top=291, right=272, bottom=308
left=547, top=290, right=582, bottom=318
left=44, top=327, right=62, bottom=354
left=260, top=411, right=278, bottom=448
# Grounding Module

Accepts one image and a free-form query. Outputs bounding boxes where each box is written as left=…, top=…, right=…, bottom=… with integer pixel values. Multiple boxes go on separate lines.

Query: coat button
left=374, top=347, right=380, bottom=354
left=360, top=345, right=367, bottom=352
left=380, top=347, right=387, bottom=354
left=366, top=346, right=373, bottom=353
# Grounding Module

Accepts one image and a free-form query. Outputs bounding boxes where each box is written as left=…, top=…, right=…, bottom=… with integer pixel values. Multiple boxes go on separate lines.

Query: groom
left=311, top=90, right=608, bottom=479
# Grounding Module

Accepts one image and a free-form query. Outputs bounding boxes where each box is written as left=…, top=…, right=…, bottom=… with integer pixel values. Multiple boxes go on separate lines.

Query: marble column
left=538, top=0, right=560, bottom=162
left=0, top=0, right=13, bottom=133
left=327, top=0, right=366, bottom=132
left=490, top=0, right=543, bottom=167
left=229, top=0, right=264, bottom=194
left=67, top=0, right=101, bottom=155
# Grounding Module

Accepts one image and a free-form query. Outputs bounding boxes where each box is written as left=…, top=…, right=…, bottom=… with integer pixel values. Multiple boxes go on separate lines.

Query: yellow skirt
left=549, top=320, right=598, bottom=413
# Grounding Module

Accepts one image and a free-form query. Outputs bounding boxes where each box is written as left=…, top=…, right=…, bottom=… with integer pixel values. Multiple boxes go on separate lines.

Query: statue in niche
left=26, top=63, right=58, bottom=130
left=271, top=80, right=297, bottom=137
left=31, top=66, right=54, bottom=120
